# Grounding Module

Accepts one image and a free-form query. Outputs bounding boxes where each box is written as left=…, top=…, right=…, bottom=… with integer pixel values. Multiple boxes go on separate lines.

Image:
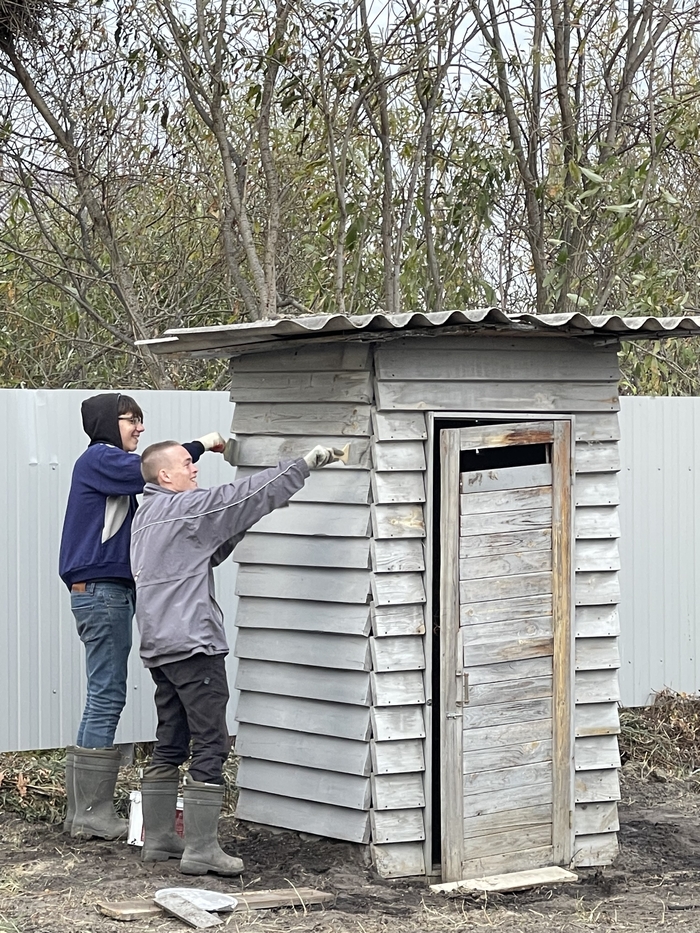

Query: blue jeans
left=71, top=581, right=134, bottom=748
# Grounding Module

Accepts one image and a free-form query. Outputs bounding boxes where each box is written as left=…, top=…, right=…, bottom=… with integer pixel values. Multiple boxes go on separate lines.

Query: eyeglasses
left=118, top=416, right=144, bottom=426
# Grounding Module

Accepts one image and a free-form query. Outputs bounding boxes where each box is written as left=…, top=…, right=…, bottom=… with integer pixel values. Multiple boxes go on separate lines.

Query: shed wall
left=0, top=389, right=238, bottom=753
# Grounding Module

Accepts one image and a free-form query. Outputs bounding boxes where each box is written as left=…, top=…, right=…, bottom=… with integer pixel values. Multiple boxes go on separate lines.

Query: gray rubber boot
left=71, top=746, right=127, bottom=840
left=63, top=746, right=77, bottom=834
left=141, top=764, right=185, bottom=862
left=179, top=777, right=244, bottom=876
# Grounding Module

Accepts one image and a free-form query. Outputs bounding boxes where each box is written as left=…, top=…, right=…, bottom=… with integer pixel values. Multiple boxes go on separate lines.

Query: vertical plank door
left=440, top=421, right=573, bottom=881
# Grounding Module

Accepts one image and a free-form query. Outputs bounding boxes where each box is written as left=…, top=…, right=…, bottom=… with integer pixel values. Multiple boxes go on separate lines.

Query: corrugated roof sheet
left=138, top=309, right=700, bottom=356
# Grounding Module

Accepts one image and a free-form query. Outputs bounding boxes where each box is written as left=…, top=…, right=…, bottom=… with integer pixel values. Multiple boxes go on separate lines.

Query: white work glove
left=196, top=431, right=227, bottom=452
left=303, top=445, right=344, bottom=470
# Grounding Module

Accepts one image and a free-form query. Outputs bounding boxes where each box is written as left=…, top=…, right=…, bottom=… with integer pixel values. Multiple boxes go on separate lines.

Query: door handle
left=455, top=670, right=469, bottom=706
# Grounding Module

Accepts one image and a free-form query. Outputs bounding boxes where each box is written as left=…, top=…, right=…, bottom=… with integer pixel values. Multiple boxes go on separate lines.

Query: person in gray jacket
left=130, top=439, right=341, bottom=876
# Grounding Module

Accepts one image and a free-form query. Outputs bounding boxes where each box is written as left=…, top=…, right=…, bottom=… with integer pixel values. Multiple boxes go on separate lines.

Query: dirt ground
left=4, top=763, right=700, bottom=933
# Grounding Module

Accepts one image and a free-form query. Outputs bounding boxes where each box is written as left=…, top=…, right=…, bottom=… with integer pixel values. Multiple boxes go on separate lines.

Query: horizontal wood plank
left=372, top=503, right=426, bottom=538
left=574, top=802, right=620, bottom=835
left=229, top=370, right=373, bottom=403
left=575, top=735, right=621, bottom=771
left=463, top=718, right=553, bottom=752
left=372, top=538, right=425, bottom=574
left=372, top=603, right=426, bottom=637
left=467, top=675, right=553, bottom=709
left=462, top=781, right=553, bottom=819
left=371, top=842, right=426, bottom=878
left=460, top=845, right=554, bottom=879
left=464, top=739, right=552, bottom=774
left=575, top=473, right=620, bottom=507
left=237, top=758, right=371, bottom=810
left=575, top=669, right=621, bottom=704
left=463, top=656, right=552, bottom=686
left=460, top=485, right=552, bottom=515
left=371, top=671, right=425, bottom=706
left=235, top=596, right=371, bottom=636
left=464, top=636, right=553, bottom=667
left=371, top=636, right=426, bottom=673
left=575, top=637, right=621, bottom=671
left=460, top=528, right=552, bottom=559
left=462, top=697, right=552, bottom=730
left=372, top=772, right=425, bottom=810
left=235, top=628, right=371, bottom=672
left=461, top=550, right=552, bottom=581
left=463, top=804, right=553, bottom=840
left=574, top=605, right=620, bottom=638
left=461, top=594, right=553, bottom=626
left=462, top=824, right=552, bottom=861
left=236, top=465, right=371, bottom=504
left=575, top=571, right=620, bottom=606
left=575, top=540, right=621, bottom=572
left=575, top=702, right=620, bottom=737
left=461, top=508, right=552, bottom=536
left=236, top=789, right=371, bottom=844
left=232, top=343, right=371, bottom=373
left=371, top=808, right=425, bottom=844
left=231, top=402, right=372, bottom=437
left=236, top=564, right=370, bottom=605
left=236, top=723, right=371, bottom=776
left=372, top=440, right=426, bottom=471
left=575, top=413, right=621, bottom=442
left=574, top=441, right=621, bottom=474
left=371, top=706, right=426, bottom=741
left=235, top=658, right=371, bottom=706
left=234, top=532, right=370, bottom=569
left=372, top=471, right=426, bottom=504
left=575, top=768, right=621, bottom=803
left=371, top=571, right=426, bottom=606
left=234, top=434, right=371, bottom=468
left=572, top=833, right=619, bottom=867
left=463, top=760, right=552, bottom=797
left=376, top=380, right=619, bottom=412
left=463, top=615, right=553, bottom=647
left=251, top=502, right=371, bottom=536
left=371, top=739, right=425, bottom=775
left=236, top=692, right=371, bottom=741
left=461, top=571, right=552, bottom=604
left=574, top=506, right=620, bottom=540
left=461, top=463, right=552, bottom=494
left=372, top=410, right=427, bottom=441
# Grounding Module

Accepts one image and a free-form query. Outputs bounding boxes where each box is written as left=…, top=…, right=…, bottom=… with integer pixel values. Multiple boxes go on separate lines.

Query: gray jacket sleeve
left=171, top=458, right=310, bottom=555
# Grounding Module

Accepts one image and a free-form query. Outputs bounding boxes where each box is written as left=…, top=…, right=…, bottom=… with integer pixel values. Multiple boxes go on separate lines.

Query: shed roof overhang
left=137, top=309, right=700, bottom=358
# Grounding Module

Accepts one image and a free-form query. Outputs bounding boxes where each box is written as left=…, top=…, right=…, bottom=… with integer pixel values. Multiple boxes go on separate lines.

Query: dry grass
left=0, top=744, right=239, bottom=825
left=618, top=688, right=700, bottom=778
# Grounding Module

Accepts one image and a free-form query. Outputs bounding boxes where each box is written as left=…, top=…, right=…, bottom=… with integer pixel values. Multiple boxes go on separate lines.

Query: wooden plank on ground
left=572, top=833, right=619, bottom=867
left=574, top=768, right=621, bottom=803
left=461, top=463, right=552, bottom=494
left=574, top=506, right=620, bottom=539
left=232, top=343, right=371, bottom=372
left=231, top=402, right=372, bottom=437
left=372, top=410, right=427, bottom=441
left=230, top=371, right=373, bottom=403
left=575, top=702, right=620, bottom=737
left=371, top=842, right=426, bottom=878
left=236, top=597, right=371, bottom=636
left=575, top=669, right=621, bottom=704
left=376, top=380, right=618, bottom=412
left=461, top=550, right=552, bottom=581
left=236, top=693, right=371, bottom=741
left=154, top=892, right=221, bottom=929
left=575, top=441, right=620, bottom=473
left=460, top=571, right=552, bottom=604
left=250, top=502, right=371, bottom=536
left=234, top=532, right=370, bottom=569
left=372, top=503, right=426, bottom=538
left=574, top=735, right=621, bottom=771
left=372, top=439, right=426, bottom=471
left=462, top=804, right=552, bottom=841
left=460, top=528, right=552, bottom=559
left=237, top=758, right=371, bottom=810
left=236, top=789, right=371, bottom=844
left=575, top=802, right=619, bottom=835
left=233, top=888, right=336, bottom=911
left=372, top=603, right=425, bottom=637
left=575, top=473, right=619, bottom=507
left=575, top=637, right=621, bottom=671
left=236, top=723, right=372, bottom=776
left=574, top=605, right=620, bottom=638
left=460, top=485, right=552, bottom=515
left=371, top=706, right=426, bottom=741
left=430, top=866, right=577, bottom=894
left=461, top=508, right=552, bottom=536
left=372, top=538, right=425, bottom=574
left=371, top=808, right=425, bottom=844
left=236, top=565, right=371, bottom=604
left=97, top=901, right=161, bottom=921
left=461, top=594, right=553, bottom=626
left=372, top=471, right=426, bottom=504
left=371, top=571, right=426, bottom=606
left=235, top=628, right=371, bottom=672
left=371, top=738, right=425, bottom=775
left=372, top=772, right=425, bottom=809
left=234, top=435, right=371, bottom=468
left=371, top=636, right=425, bottom=673
left=575, top=539, right=621, bottom=572
left=371, top=670, right=425, bottom=706
left=235, top=658, right=371, bottom=706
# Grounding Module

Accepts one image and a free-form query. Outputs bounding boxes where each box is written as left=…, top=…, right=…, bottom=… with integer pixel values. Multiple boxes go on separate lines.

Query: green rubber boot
left=63, top=746, right=77, bottom=834
left=71, top=746, right=127, bottom=840
left=141, top=764, right=185, bottom=862
left=179, top=777, right=243, bottom=877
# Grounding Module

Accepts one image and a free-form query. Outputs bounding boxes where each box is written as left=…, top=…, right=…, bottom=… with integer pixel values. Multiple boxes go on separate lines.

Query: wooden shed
left=141, top=309, right=700, bottom=883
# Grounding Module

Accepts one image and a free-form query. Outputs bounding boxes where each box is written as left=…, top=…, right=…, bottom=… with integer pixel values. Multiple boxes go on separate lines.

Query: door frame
left=424, top=412, right=575, bottom=881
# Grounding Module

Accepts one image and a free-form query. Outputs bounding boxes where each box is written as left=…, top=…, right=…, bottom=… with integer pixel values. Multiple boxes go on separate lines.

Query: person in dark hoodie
left=59, top=392, right=226, bottom=840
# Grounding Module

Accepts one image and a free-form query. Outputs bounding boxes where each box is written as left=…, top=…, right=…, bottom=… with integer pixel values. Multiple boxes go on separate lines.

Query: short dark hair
left=141, top=441, right=180, bottom=484
left=118, top=394, right=144, bottom=421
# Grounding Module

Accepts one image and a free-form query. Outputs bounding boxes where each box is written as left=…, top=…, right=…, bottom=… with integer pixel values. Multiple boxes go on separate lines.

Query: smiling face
left=118, top=412, right=145, bottom=452
left=160, top=445, right=199, bottom=492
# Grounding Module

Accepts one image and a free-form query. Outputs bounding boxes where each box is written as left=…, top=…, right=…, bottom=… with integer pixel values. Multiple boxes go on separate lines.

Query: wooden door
left=439, top=421, right=573, bottom=881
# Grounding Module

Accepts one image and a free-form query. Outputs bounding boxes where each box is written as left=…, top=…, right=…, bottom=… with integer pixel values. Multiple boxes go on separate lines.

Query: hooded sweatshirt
left=58, top=394, right=205, bottom=589
left=130, top=458, right=310, bottom=668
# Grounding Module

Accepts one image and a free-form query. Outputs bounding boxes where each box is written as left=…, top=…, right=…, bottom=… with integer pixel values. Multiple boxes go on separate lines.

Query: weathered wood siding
left=374, top=335, right=622, bottom=870
left=231, top=345, right=374, bottom=846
